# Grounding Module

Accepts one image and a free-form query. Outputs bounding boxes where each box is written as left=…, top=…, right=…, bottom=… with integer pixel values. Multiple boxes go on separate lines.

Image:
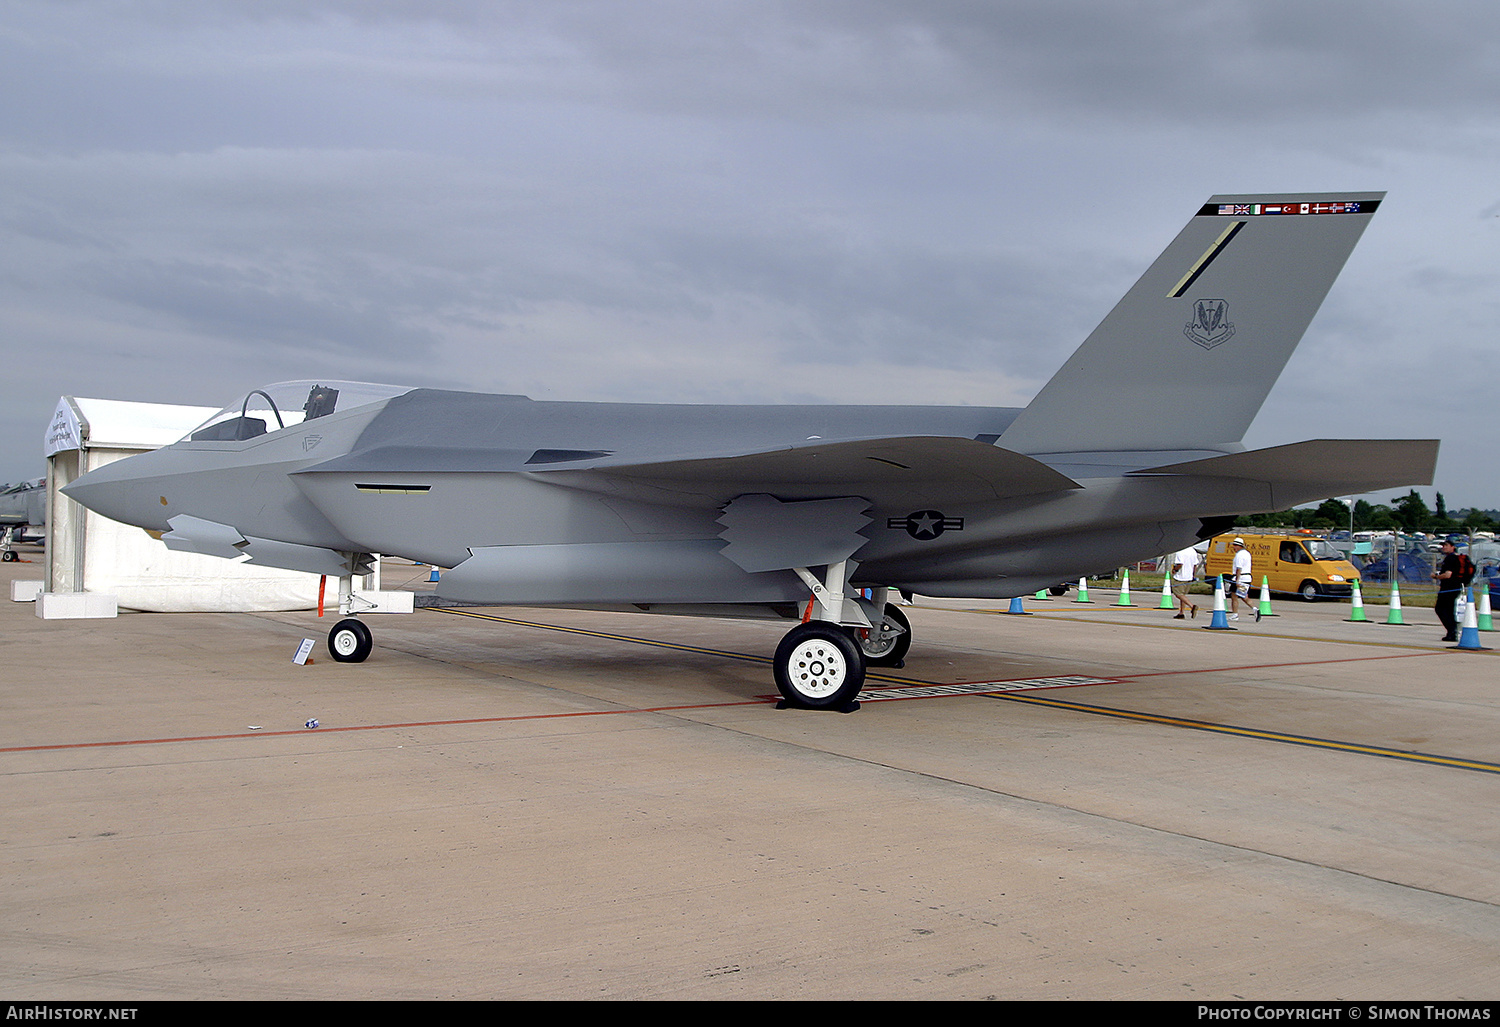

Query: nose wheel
left=328, top=618, right=373, bottom=662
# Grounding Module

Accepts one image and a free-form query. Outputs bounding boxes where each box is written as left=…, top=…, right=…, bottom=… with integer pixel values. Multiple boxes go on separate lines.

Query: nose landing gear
left=327, top=618, right=373, bottom=662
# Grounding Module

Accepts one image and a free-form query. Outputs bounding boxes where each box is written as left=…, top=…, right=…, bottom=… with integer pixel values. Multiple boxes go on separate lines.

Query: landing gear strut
left=774, top=565, right=910, bottom=711
left=325, top=562, right=376, bottom=662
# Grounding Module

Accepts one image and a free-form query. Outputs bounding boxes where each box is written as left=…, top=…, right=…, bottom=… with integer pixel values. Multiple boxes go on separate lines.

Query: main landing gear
left=853, top=604, right=911, bottom=667
left=774, top=622, right=864, bottom=710
left=773, top=565, right=910, bottom=712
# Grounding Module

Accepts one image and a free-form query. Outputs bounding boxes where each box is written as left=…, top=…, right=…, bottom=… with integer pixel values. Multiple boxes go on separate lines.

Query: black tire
left=1299, top=580, right=1321, bottom=602
left=1048, top=584, right=1068, bottom=596
left=1, top=551, right=14, bottom=562
left=774, top=622, right=865, bottom=709
left=852, top=604, right=911, bottom=667
left=328, top=618, right=373, bottom=662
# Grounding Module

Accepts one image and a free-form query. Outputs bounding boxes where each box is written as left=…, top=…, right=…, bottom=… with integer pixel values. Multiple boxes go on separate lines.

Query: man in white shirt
left=1170, top=546, right=1199, bottom=619
left=1230, top=537, right=1252, bottom=622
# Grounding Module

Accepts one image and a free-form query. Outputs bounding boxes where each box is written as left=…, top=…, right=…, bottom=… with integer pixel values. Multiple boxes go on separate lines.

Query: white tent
left=44, top=396, right=332, bottom=613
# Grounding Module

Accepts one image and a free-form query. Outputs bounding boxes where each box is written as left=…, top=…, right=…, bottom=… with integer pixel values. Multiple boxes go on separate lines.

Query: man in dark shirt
left=1432, top=538, right=1465, bottom=642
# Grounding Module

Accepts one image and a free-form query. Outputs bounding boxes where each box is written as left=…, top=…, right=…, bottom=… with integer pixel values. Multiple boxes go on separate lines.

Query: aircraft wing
left=554, top=435, right=1082, bottom=505
left=1131, top=439, right=1440, bottom=509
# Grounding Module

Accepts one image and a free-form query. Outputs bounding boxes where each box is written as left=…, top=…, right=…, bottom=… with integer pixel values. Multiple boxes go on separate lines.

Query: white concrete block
left=10, top=580, right=44, bottom=602
left=348, top=589, right=415, bottom=614
left=35, top=592, right=119, bottom=619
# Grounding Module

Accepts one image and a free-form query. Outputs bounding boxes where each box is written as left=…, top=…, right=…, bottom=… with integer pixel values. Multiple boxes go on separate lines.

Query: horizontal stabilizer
left=591, top=436, right=1081, bottom=503
left=1132, top=439, right=1439, bottom=508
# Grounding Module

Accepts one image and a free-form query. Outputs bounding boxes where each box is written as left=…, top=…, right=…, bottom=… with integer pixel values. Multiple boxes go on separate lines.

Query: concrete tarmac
left=3, top=553, right=1498, bottom=1000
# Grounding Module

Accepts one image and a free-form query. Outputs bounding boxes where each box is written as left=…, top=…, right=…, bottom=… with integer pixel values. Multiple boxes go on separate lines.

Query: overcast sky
left=3, top=1, right=1497, bottom=509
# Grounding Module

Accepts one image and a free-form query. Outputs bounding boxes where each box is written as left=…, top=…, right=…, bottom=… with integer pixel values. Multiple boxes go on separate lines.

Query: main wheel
left=1, top=551, right=14, bottom=562
left=854, top=604, right=911, bottom=667
left=1299, top=580, right=1321, bottom=602
left=774, top=623, right=865, bottom=709
left=328, top=618, right=373, bottom=662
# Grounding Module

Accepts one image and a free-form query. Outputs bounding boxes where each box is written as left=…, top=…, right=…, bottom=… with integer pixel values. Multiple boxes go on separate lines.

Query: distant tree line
left=1241, top=491, right=1500, bottom=533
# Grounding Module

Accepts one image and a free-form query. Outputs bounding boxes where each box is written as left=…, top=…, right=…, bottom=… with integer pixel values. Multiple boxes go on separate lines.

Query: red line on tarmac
left=0, top=616, right=1454, bottom=757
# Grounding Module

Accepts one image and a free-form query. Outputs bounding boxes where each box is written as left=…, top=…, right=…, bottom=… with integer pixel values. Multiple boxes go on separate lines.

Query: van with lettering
left=1202, top=532, right=1361, bottom=600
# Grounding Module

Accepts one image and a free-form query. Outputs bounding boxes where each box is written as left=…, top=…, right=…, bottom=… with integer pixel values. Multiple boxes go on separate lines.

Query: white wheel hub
left=333, top=630, right=359, bottom=657
left=786, top=639, right=847, bottom=699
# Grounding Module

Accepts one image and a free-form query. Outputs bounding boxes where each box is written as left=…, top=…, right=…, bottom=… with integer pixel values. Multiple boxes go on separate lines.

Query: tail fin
left=999, top=192, right=1384, bottom=456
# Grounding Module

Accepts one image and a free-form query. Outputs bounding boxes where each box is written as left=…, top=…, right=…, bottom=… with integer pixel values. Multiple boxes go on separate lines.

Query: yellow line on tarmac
left=986, top=692, right=1500, bottom=775
left=937, top=604, right=1465, bottom=653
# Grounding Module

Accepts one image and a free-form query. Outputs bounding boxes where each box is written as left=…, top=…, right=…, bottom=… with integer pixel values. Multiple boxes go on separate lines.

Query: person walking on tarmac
left=1229, top=537, right=1253, bottom=622
left=1170, top=545, right=1200, bottom=619
left=1432, top=537, right=1474, bottom=642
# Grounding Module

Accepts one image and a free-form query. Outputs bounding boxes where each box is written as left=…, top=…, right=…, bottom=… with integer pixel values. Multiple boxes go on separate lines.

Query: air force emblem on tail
left=1185, top=298, right=1235, bottom=350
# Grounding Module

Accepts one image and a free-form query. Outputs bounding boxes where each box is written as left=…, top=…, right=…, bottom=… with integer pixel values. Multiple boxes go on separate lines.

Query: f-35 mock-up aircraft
left=63, top=193, right=1438, bottom=710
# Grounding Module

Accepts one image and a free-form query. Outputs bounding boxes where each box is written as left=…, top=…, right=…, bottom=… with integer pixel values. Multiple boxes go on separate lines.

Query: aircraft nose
left=60, top=453, right=172, bottom=531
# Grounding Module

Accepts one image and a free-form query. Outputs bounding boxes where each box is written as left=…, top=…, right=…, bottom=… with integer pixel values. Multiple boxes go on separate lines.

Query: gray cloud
left=2, top=0, right=1498, bottom=507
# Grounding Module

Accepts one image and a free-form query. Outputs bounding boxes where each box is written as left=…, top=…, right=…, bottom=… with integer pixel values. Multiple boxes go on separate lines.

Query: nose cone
left=60, top=451, right=174, bottom=531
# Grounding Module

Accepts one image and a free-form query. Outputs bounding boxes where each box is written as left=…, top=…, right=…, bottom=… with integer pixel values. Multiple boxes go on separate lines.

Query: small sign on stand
left=293, top=638, right=316, bottom=665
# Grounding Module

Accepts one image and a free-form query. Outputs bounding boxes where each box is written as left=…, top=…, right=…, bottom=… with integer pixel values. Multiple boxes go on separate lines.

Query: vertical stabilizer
left=999, top=193, right=1383, bottom=456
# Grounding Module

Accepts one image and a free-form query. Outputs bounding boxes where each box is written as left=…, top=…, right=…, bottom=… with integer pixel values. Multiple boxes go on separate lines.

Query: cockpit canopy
left=183, top=381, right=414, bottom=443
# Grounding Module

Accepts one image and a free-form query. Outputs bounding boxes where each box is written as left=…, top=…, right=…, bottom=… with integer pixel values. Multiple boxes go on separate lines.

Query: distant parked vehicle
left=1204, top=532, right=1360, bottom=600
left=1469, top=542, right=1500, bottom=604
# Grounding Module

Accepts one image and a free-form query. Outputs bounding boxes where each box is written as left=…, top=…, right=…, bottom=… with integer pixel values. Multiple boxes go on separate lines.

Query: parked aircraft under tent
left=38, top=396, right=343, bottom=614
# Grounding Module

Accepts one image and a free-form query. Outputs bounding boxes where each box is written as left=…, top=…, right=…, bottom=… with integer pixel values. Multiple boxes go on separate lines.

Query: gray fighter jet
left=63, top=193, right=1438, bottom=709
left=0, top=478, right=45, bottom=557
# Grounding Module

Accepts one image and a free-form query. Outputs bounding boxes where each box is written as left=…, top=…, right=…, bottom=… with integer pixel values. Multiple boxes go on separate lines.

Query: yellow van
left=1202, top=533, right=1361, bottom=601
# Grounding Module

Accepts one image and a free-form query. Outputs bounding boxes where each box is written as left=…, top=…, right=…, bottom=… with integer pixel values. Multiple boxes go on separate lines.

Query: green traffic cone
left=1158, top=574, right=1176, bottom=610
left=1256, top=576, right=1276, bottom=618
left=1074, top=576, right=1091, bottom=603
left=1383, top=580, right=1404, bottom=625
left=1347, top=579, right=1368, bottom=622
left=1115, top=569, right=1134, bottom=607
